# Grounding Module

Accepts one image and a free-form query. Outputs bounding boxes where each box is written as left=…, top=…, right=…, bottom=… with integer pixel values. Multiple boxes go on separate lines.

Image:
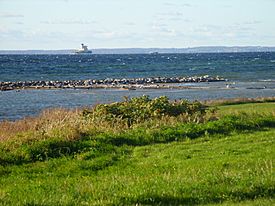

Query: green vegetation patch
left=218, top=102, right=275, bottom=115
left=0, top=129, right=274, bottom=205
left=0, top=97, right=275, bottom=205
left=83, top=95, right=208, bottom=126
left=1, top=112, right=275, bottom=166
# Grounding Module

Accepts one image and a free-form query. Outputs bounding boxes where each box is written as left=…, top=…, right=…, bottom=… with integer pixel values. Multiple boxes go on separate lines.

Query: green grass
left=218, top=102, right=275, bottom=115
left=0, top=101, right=275, bottom=205
left=0, top=129, right=274, bottom=205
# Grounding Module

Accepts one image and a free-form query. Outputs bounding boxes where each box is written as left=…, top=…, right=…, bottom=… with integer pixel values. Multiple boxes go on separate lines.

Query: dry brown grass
left=0, top=107, right=134, bottom=142
left=0, top=108, right=81, bottom=142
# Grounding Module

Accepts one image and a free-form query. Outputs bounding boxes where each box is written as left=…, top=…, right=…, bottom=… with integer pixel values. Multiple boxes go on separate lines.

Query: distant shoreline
left=1, top=46, right=275, bottom=54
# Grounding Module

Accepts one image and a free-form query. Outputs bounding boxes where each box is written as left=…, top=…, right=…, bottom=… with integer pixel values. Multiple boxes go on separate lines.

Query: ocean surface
left=1, top=52, right=275, bottom=121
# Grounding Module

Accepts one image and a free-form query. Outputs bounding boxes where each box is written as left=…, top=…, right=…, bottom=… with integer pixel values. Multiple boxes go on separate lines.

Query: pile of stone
left=0, top=75, right=226, bottom=91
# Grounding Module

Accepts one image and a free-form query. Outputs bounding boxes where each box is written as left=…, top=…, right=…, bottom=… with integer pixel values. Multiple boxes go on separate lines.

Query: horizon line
left=1, top=45, right=275, bottom=51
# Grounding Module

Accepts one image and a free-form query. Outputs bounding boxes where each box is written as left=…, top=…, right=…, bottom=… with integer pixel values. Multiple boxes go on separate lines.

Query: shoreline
left=0, top=75, right=226, bottom=91
left=1, top=96, right=275, bottom=123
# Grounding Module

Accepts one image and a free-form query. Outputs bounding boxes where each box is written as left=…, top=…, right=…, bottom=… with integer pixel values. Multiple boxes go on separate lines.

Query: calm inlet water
left=1, top=52, right=275, bottom=121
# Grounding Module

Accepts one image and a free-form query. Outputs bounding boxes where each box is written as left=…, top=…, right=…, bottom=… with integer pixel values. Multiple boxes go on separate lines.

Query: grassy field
left=217, top=102, right=275, bottom=115
left=0, top=97, right=274, bottom=205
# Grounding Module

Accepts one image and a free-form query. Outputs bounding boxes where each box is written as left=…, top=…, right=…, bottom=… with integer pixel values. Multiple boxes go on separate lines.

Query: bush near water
left=0, top=96, right=275, bottom=205
left=83, top=95, right=208, bottom=126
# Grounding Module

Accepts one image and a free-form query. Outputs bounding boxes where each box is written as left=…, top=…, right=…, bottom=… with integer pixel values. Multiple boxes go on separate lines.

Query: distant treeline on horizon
left=1, top=46, right=275, bottom=54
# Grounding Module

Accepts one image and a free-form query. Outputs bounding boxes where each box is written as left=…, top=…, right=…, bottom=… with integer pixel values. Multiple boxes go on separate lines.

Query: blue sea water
left=0, top=52, right=275, bottom=121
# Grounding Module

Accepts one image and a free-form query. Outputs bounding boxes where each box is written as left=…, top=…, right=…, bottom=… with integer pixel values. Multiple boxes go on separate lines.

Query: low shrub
left=82, top=96, right=207, bottom=127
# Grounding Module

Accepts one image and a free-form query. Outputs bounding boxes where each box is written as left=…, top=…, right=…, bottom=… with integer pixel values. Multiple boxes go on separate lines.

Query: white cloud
left=155, top=11, right=192, bottom=23
left=243, top=20, right=262, bottom=25
left=0, top=13, right=24, bottom=18
left=124, top=22, right=136, bottom=26
left=158, top=11, right=184, bottom=17
left=14, top=22, right=24, bottom=25
left=151, top=22, right=179, bottom=37
left=40, top=19, right=96, bottom=25
left=181, top=3, right=192, bottom=7
left=164, top=2, right=192, bottom=7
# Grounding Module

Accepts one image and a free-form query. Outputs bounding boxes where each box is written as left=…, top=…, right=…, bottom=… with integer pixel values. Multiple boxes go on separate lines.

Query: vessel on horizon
left=75, top=43, right=92, bottom=54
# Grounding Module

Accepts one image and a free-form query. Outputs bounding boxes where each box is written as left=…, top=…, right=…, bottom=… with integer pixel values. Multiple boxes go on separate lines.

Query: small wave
left=246, top=87, right=266, bottom=90
left=259, top=79, right=275, bottom=82
left=251, top=58, right=260, bottom=62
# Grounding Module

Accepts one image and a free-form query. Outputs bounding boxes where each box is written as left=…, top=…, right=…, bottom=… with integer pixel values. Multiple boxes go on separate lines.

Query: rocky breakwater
left=0, top=75, right=226, bottom=91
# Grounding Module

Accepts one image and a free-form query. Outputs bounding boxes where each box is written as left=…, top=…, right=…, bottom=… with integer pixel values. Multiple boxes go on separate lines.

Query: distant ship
left=75, top=44, right=92, bottom=54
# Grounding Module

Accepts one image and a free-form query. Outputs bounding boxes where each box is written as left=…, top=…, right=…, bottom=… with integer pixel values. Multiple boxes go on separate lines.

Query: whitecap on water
left=251, top=58, right=260, bottom=61
left=259, top=79, right=275, bottom=82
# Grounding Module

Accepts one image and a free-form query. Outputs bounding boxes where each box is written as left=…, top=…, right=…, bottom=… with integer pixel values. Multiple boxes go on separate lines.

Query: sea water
left=0, top=52, right=275, bottom=121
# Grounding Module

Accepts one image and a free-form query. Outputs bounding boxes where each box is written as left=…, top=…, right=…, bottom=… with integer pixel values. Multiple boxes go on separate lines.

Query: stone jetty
left=0, top=75, right=226, bottom=91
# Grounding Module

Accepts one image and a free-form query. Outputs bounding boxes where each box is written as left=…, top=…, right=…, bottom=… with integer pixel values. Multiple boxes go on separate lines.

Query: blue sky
left=0, top=0, right=275, bottom=49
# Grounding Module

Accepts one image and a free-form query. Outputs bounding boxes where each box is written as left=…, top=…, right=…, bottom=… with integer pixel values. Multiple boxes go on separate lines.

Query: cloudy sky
left=0, top=0, right=275, bottom=50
